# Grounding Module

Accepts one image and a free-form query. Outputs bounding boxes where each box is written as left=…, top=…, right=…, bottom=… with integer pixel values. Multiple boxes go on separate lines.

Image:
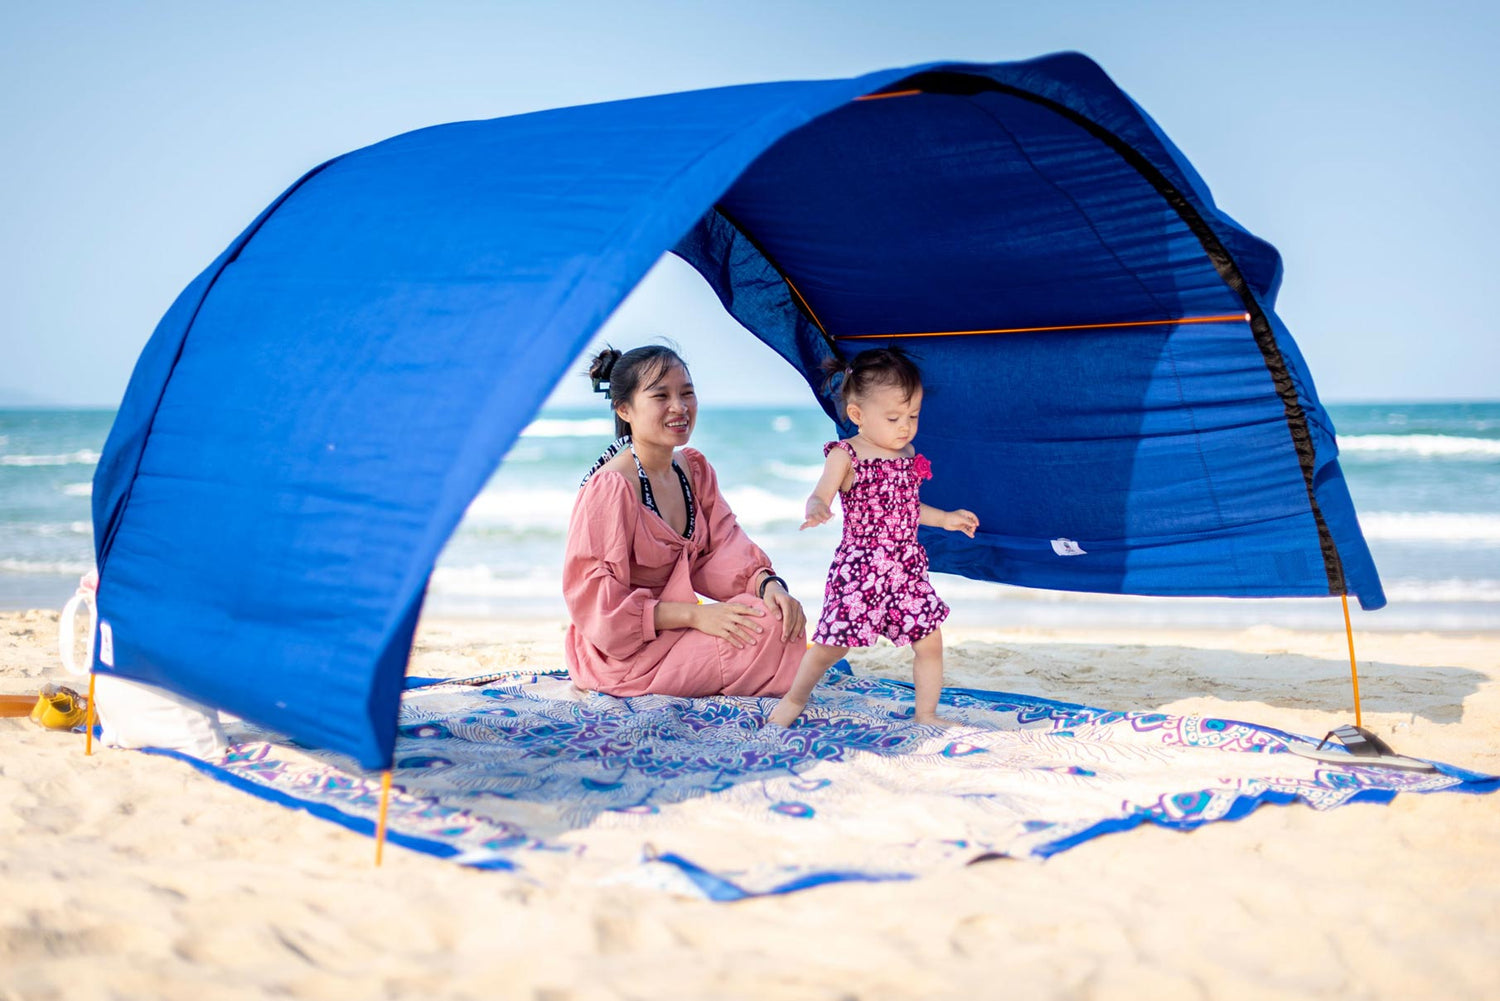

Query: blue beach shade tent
left=91, top=54, right=1384, bottom=770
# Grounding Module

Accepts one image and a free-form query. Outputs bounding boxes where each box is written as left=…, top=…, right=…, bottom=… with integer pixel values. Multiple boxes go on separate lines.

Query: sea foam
left=0, top=558, right=94, bottom=575
left=1360, top=512, right=1500, bottom=543
left=0, top=449, right=102, bottom=467
left=462, top=488, right=577, bottom=532
left=521, top=418, right=616, bottom=438
left=1340, top=434, right=1500, bottom=459
left=428, top=565, right=562, bottom=597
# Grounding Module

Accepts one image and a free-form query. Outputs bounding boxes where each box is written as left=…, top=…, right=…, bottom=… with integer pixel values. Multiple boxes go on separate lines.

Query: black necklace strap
left=580, top=435, right=632, bottom=488
left=630, top=446, right=695, bottom=538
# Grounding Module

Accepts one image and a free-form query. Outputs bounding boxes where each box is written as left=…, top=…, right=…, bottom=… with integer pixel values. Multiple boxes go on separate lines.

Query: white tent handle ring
left=58, top=573, right=98, bottom=678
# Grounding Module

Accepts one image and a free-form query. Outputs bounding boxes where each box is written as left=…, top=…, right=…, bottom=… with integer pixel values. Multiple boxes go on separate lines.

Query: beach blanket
left=153, top=663, right=1496, bottom=899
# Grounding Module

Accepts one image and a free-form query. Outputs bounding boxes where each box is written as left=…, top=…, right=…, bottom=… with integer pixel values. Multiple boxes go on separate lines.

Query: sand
left=3, top=608, right=1498, bottom=1000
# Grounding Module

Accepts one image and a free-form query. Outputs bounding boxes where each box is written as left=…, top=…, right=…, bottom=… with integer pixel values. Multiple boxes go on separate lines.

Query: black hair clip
left=591, top=377, right=611, bottom=400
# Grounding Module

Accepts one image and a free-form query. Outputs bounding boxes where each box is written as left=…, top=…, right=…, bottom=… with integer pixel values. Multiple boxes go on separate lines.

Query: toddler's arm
left=920, top=503, right=979, bottom=538
left=802, top=448, right=854, bottom=530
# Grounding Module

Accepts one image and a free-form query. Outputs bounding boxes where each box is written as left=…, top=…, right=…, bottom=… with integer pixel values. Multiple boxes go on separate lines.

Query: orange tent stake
left=84, top=673, right=97, bottom=756
left=374, top=770, right=393, bottom=866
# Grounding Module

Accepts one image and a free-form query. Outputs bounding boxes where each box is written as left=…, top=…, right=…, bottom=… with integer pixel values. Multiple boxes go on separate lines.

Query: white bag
left=59, top=570, right=227, bottom=758
left=92, top=673, right=227, bottom=759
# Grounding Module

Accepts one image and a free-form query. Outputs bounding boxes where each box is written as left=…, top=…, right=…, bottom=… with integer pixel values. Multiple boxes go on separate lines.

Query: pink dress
left=811, top=439, right=950, bottom=648
left=564, top=447, right=804, bottom=697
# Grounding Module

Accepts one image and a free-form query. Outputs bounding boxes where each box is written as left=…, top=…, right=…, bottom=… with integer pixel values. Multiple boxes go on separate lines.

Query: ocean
left=3, top=403, right=1498, bottom=632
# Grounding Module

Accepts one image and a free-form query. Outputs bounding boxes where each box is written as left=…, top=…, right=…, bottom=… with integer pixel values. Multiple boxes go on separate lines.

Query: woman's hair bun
left=588, top=346, right=621, bottom=383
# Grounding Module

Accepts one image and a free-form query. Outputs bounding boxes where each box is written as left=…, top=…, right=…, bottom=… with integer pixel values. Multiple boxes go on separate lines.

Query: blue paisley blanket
left=156, top=663, right=1496, bottom=899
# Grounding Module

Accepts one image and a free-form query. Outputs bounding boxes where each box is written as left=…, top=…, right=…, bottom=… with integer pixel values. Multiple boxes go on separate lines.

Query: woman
left=563, top=345, right=807, bottom=697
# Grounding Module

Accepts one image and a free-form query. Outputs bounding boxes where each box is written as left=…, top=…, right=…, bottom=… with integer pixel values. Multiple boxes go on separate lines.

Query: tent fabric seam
left=1156, top=327, right=1231, bottom=534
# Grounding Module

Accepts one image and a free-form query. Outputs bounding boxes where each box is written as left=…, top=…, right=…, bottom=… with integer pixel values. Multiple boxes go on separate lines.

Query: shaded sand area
left=3, top=609, right=1498, bottom=1000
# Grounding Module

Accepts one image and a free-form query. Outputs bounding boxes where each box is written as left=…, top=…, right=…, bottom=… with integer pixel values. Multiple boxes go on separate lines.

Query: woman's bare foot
left=766, top=696, right=807, bottom=728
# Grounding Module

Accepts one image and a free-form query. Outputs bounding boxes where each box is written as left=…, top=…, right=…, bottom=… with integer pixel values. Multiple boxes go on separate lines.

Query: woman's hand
left=690, top=600, right=767, bottom=650
left=761, top=581, right=807, bottom=641
left=942, top=509, right=980, bottom=538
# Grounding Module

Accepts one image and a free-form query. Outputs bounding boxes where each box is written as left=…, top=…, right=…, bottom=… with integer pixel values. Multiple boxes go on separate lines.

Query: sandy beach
left=3, top=609, right=1497, bottom=1000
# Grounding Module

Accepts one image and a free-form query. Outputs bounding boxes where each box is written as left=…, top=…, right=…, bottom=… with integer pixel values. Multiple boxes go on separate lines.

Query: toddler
left=767, top=347, right=977, bottom=727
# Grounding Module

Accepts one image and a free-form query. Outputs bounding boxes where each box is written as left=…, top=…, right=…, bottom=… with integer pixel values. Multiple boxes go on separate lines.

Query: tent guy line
left=835, top=312, right=1254, bottom=341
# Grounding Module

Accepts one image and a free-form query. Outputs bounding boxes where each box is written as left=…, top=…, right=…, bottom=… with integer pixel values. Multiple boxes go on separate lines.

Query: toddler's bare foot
left=913, top=712, right=959, bottom=728
left=766, top=696, right=807, bottom=729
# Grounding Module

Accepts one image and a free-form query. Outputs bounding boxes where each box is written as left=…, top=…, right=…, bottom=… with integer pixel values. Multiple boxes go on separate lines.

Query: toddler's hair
left=587, top=344, right=688, bottom=439
left=823, top=347, right=923, bottom=417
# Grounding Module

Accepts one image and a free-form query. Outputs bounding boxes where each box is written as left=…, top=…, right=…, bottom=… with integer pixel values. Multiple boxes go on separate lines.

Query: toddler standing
left=767, top=348, right=977, bottom=727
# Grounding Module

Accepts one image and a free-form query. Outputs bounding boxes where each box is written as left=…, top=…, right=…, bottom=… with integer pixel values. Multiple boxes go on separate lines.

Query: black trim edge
left=710, top=204, right=844, bottom=362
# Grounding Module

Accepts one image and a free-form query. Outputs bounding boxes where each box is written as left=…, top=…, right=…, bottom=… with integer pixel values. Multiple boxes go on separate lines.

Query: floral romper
left=811, top=439, right=950, bottom=648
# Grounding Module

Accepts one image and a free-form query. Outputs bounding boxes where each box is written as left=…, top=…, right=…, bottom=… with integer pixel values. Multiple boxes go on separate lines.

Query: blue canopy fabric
left=92, top=53, right=1383, bottom=769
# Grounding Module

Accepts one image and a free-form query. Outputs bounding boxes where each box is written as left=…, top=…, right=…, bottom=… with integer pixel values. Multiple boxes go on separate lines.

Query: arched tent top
left=92, top=53, right=1382, bottom=768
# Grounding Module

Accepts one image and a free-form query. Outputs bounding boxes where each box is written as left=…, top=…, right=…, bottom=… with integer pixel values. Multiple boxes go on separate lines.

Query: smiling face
left=615, top=361, right=696, bottom=448
left=847, top=382, right=922, bottom=453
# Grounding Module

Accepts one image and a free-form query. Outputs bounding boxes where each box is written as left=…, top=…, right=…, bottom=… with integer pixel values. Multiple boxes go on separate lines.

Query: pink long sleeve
left=685, top=450, right=772, bottom=601
left=562, top=473, right=660, bottom=661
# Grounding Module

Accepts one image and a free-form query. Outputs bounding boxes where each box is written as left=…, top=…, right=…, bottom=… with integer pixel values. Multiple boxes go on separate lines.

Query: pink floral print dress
left=810, top=439, right=950, bottom=648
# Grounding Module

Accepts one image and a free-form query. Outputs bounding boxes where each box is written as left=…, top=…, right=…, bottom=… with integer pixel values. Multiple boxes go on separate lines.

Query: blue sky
left=2, top=0, right=1496, bottom=407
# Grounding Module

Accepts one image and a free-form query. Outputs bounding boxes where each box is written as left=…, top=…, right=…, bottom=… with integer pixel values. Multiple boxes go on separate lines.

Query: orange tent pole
left=854, top=89, right=923, bottom=101
left=782, top=274, right=829, bottom=338
left=836, top=312, right=1251, bottom=341
left=1342, top=594, right=1363, bottom=728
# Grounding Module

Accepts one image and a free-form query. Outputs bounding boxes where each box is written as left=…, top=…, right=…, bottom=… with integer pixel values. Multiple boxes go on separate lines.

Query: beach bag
left=59, top=571, right=227, bottom=758
left=91, top=674, right=227, bottom=758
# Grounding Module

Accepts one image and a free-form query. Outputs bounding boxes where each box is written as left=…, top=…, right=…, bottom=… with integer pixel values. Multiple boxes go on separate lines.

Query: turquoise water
left=4, top=403, right=1498, bottom=630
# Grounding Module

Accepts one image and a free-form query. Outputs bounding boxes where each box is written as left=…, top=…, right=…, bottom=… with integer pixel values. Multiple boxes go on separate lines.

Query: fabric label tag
left=1050, top=538, right=1087, bottom=557
left=98, top=620, right=114, bottom=667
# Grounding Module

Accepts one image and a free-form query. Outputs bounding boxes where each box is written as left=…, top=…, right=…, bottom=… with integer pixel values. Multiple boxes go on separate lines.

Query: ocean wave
left=428, top=565, right=562, bottom=597
left=0, top=558, right=94, bottom=575
left=62, top=482, right=93, bottom=497
left=1381, top=579, right=1500, bottom=602
left=456, top=483, right=818, bottom=534
left=0, top=449, right=102, bottom=467
left=1340, top=434, right=1500, bottom=459
left=18, top=522, right=93, bottom=537
left=1360, top=512, right=1500, bottom=543
left=765, top=461, right=824, bottom=483
left=461, top=487, right=577, bottom=532
left=520, top=418, right=615, bottom=438
left=723, top=486, right=821, bottom=529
